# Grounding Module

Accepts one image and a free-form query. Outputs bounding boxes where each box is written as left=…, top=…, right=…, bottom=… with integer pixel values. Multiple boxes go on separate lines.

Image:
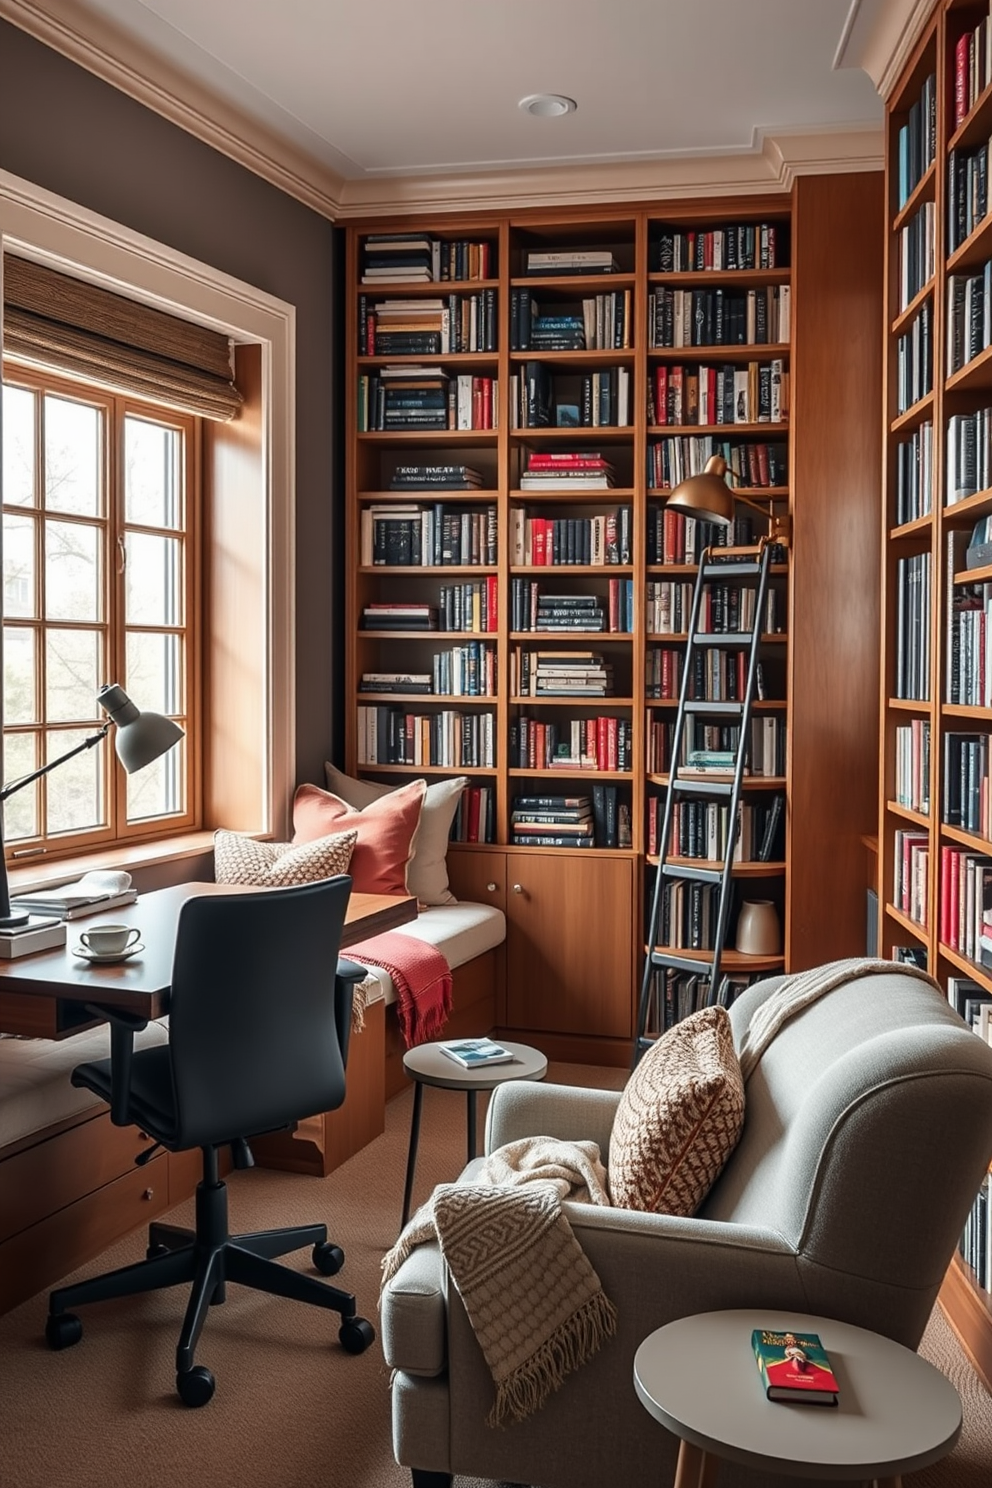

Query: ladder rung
left=691, top=632, right=755, bottom=646
left=700, top=561, right=762, bottom=577
left=650, top=949, right=716, bottom=974
left=685, top=701, right=744, bottom=715
left=671, top=776, right=735, bottom=796
left=661, top=863, right=723, bottom=885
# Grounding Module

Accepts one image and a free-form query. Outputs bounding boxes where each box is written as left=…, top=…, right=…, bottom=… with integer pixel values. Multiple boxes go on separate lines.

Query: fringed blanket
left=346, top=929, right=452, bottom=1046
left=382, top=1136, right=616, bottom=1426
left=737, top=955, right=943, bottom=1082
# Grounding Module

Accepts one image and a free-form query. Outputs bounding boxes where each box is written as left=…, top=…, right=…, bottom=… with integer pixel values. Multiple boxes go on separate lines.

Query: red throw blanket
left=347, top=930, right=452, bottom=1048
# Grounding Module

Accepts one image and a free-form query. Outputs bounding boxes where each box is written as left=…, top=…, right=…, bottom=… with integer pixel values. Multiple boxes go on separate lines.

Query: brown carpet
left=0, top=1061, right=989, bottom=1488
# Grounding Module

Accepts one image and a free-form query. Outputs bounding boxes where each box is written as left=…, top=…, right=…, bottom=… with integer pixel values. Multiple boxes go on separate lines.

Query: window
left=2, top=366, right=197, bottom=861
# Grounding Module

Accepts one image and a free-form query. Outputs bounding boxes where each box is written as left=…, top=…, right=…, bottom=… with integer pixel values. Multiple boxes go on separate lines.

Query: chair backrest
left=165, top=876, right=352, bottom=1150
left=700, top=969, right=992, bottom=1338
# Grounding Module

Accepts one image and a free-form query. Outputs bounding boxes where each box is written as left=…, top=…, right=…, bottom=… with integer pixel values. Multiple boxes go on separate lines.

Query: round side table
left=400, top=1039, right=547, bottom=1227
left=633, top=1310, right=961, bottom=1487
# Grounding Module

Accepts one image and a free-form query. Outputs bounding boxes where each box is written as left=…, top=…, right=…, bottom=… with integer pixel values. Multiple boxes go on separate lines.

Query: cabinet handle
left=512, top=883, right=523, bottom=895
left=142, top=1188, right=154, bottom=1201
left=486, top=882, right=497, bottom=892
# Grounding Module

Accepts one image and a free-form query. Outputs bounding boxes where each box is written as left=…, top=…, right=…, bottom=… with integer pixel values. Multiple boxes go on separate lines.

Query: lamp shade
left=97, top=684, right=185, bottom=773
left=666, top=453, right=736, bottom=525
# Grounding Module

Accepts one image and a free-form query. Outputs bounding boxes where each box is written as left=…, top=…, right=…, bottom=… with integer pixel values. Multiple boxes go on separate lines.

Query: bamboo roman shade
left=2, top=255, right=243, bottom=420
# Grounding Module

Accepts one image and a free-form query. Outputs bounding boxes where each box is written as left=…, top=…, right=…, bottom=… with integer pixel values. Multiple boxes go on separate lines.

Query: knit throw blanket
left=381, top=1136, right=617, bottom=1426
left=737, top=956, right=943, bottom=1082
left=346, top=929, right=452, bottom=1047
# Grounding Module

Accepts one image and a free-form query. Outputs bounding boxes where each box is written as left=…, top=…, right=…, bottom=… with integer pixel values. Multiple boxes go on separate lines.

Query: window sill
left=6, top=831, right=219, bottom=895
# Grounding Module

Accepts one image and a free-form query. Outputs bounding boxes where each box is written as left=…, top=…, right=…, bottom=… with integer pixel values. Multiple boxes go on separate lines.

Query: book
left=751, top=1328, right=839, bottom=1406
left=11, top=870, right=137, bottom=920
left=0, top=914, right=67, bottom=958
left=438, top=1038, right=514, bottom=1069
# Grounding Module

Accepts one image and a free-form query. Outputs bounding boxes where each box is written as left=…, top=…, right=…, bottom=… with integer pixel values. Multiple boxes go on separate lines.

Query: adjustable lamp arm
left=0, top=726, right=110, bottom=805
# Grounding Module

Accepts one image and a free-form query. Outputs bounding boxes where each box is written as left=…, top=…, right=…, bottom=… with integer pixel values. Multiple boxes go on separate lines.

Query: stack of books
left=511, top=586, right=605, bottom=633
left=360, top=292, right=497, bottom=356
left=361, top=233, right=439, bottom=284
left=524, top=249, right=619, bottom=276
left=360, top=603, right=438, bottom=632
left=511, top=795, right=594, bottom=848
left=519, top=453, right=615, bottom=490
left=389, top=463, right=484, bottom=492
left=378, top=364, right=450, bottom=431
left=512, top=650, right=613, bottom=697
left=359, top=671, right=432, bottom=696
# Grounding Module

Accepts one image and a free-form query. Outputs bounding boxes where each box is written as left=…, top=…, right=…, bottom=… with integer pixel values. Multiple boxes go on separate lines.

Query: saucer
left=72, top=943, right=144, bottom=965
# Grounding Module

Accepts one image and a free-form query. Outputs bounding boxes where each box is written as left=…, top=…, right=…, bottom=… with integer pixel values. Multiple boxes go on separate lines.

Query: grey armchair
left=381, top=967, right=992, bottom=1488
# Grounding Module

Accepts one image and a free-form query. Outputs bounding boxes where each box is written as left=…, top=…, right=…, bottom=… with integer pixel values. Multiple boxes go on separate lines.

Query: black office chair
left=45, top=876, right=375, bottom=1406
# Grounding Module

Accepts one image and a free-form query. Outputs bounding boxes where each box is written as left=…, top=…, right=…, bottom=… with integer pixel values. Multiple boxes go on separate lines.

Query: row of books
left=509, top=715, right=632, bottom=773
left=953, top=8, right=992, bottom=129
left=895, top=302, right=932, bottom=415
left=959, top=1170, right=992, bottom=1297
left=648, top=360, right=787, bottom=428
left=639, top=967, right=757, bottom=1034
left=510, top=289, right=631, bottom=351
left=360, top=579, right=498, bottom=634
left=896, top=71, right=935, bottom=210
left=361, top=233, right=493, bottom=284
left=509, top=508, right=632, bottom=567
left=947, top=262, right=992, bottom=376
left=897, top=200, right=935, bottom=314
left=518, top=453, right=615, bottom=490
left=646, top=715, right=762, bottom=772
left=651, top=223, right=785, bottom=273
left=508, top=364, right=631, bottom=429
left=510, top=581, right=633, bottom=634
left=522, top=248, right=619, bottom=277
left=509, top=786, right=630, bottom=848
left=894, top=718, right=931, bottom=817
left=656, top=879, right=719, bottom=951
left=647, top=436, right=787, bottom=492
left=894, top=422, right=933, bottom=526
left=389, top=463, right=484, bottom=492
left=948, top=974, right=992, bottom=1043
left=357, top=369, right=498, bottom=431
left=359, top=642, right=498, bottom=698
left=946, top=407, right=992, bottom=505
left=450, top=785, right=495, bottom=844
left=509, top=649, right=613, bottom=698
left=356, top=707, right=496, bottom=769
left=943, top=730, right=990, bottom=836
left=946, top=574, right=991, bottom=709
left=646, top=508, right=761, bottom=564
left=893, top=827, right=929, bottom=929
left=948, top=135, right=992, bottom=257
left=647, top=793, right=784, bottom=864
left=894, top=551, right=932, bottom=702
left=359, top=292, right=497, bottom=356
left=647, top=285, right=790, bottom=349
left=939, top=846, right=992, bottom=966
left=359, top=503, right=498, bottom=568
left=645, top=579, right=779, bottom=637
left=646, top=645, right=769, bottom=706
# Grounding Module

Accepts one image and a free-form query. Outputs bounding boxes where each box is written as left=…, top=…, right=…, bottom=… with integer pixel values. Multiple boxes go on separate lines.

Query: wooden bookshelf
left=879, top=0, right=992, bottom=1392
left=344, top=186, right=881, bottom=1065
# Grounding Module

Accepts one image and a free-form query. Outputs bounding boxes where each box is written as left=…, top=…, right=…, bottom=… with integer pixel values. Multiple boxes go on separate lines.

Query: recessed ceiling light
left=518, top=94, right=577, bottom=118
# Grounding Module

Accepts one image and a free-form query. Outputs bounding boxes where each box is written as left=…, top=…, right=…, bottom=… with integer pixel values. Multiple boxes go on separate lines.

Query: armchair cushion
left=608, top=1005, right=744, bottom=1215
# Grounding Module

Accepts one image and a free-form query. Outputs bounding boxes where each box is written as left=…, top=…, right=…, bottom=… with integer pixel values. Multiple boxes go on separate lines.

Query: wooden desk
left=0, top=883, right=417, bottom=1038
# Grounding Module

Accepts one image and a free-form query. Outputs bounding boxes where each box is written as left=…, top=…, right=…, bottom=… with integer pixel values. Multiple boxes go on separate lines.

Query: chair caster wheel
left=313, top=1242, right=344, bottom=1276
left=339, top=1316, right=375, bottom=1354
left=45, top=1313, right=82, bottom=1350
left=147, top=1242, right=171, bottom=1260
left=176, top=1364, right=215, bottom=1407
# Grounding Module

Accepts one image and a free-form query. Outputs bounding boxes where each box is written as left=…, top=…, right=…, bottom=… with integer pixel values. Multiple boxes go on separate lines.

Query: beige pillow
left=608, top=1005, right=745, bottom=1215
left=213, top=828, right=357, bottom=887
left=324, top=764, right=467, bottom=906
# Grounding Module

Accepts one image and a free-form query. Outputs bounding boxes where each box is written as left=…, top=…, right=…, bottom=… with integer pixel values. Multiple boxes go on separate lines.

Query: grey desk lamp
left=0, top=684, right=184, bottom=929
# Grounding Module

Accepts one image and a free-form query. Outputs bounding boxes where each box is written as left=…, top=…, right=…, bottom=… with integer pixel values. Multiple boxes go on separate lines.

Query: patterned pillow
left=608, top=1005, right=745, bottom=1215
left=213, top=828, right=357, bottom=887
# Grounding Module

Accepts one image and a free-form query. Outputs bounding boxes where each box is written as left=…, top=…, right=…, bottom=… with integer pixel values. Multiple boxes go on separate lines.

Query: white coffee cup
left=79, top=924, right=141, bottom=956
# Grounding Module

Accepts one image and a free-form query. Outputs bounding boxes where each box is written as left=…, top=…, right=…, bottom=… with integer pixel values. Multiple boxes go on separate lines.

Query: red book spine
left=957, top=32, right=970, bottom=126
left=949, top=848, right=960, bottom=945
left=655, top=366, right=668, bottom=425
left=607, top=717, right=618, bottom=772
left=466, top=787, right=481, bottom=842
left=366, top=313, right=375, bottom=356
left=940, top=845, right=952, bottom=945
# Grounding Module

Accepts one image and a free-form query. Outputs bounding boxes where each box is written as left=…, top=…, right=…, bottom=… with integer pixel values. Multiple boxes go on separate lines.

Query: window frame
left=2, top=362, right=201, bottom=862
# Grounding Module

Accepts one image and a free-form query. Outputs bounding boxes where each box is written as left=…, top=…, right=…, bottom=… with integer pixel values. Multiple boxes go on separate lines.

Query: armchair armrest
left=485, top=1080, right=622, bottom=1159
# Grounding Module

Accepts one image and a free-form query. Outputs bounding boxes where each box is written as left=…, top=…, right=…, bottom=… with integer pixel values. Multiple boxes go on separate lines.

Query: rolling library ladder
left=634, top=540, right=775, bottom=1063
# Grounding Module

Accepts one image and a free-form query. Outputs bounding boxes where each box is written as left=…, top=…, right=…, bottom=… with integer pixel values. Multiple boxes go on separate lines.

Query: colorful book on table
left=751, top=1328, right=839, bottom=1406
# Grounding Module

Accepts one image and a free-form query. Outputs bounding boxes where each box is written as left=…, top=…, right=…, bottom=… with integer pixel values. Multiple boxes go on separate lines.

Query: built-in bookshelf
left=879, top=0, right=992, bottom=1392
left=345, top=186, right=881, bottom=1066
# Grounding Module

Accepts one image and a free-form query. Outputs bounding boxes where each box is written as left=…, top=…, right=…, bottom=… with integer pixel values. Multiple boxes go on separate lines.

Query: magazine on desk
left=10, top=870, right=137, bottom=921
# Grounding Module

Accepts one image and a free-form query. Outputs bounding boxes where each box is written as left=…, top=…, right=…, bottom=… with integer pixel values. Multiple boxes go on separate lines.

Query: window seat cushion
left=357, top=902, right=505, bottom=1007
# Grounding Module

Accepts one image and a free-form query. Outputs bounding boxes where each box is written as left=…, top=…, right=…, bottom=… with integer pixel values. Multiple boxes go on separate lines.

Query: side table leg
left=872, top=1479, right=902, bottom=1488
left=401, top=1081, right=424, bottom=1229
left=466, top=1089, right=477, bottom=1163
left=673, top=1440, right=713, bottom=1488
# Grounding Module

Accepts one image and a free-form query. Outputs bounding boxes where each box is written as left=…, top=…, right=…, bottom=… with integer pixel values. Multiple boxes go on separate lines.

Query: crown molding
left=836, top=0, right=936, bottom=101
left=2, top=0, right=883, bottom=223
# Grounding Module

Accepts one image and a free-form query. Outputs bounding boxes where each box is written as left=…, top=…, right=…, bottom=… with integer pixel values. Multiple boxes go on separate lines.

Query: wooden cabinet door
left=445, top=848, right=507, bottom=913
left=504, top=854, right=633, bottom=1038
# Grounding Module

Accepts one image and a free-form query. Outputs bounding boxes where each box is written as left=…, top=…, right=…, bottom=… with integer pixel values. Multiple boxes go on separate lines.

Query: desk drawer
left=0, top=1110, right=156, bottom=1243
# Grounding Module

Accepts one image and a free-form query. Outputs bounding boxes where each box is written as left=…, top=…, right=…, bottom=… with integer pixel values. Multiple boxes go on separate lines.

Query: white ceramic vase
left=735, top=899, right=781, bottom=956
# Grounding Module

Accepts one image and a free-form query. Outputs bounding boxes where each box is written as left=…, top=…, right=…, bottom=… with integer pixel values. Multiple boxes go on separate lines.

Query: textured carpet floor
left=0, top=1061, right=989, bottom=1488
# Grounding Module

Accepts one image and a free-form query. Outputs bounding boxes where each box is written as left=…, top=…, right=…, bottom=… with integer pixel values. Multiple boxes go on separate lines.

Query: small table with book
left=400, top=1038, right=547, bottom=1227
left=633, top=1309, right=961, bottom=1488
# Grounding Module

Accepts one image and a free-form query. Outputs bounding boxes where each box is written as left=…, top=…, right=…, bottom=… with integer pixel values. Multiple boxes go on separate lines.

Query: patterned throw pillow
left=213, top=828, right=357, bottom=887
left=608, top=1005, right=745, bottom=1216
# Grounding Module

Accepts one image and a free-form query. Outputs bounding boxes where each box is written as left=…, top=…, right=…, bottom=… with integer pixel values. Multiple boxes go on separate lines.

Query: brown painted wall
left=0, top=18, right=344, bottom=790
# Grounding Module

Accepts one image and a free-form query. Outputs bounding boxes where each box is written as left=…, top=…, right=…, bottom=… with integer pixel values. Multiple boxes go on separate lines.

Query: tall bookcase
left=879, top=0, right=992, bottom=1391
left=344, top=181, right=882, bottom=1069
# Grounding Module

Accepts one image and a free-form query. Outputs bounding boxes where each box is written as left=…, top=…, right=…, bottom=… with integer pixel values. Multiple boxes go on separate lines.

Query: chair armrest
left=485, top=1080, right=622, bottom=1159
left=84, top=1003, right=147, bottom=1127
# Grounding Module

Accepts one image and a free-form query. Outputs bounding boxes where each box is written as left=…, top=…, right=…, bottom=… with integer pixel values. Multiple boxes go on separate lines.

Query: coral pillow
left=292, top=779, right=425, bottom=896
left=608, top=1005, right=745, bottom=1215
left=213, top=828, right=356, bottom=887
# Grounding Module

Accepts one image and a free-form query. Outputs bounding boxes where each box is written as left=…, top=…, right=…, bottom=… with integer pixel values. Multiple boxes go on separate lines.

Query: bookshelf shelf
left=891, top=160, right=936, bottom=234
left=891, top=279, right=935, bottom=335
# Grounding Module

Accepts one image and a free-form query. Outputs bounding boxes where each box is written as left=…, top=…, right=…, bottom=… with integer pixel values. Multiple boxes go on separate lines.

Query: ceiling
left=57, top=0, right=885, bottom=180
